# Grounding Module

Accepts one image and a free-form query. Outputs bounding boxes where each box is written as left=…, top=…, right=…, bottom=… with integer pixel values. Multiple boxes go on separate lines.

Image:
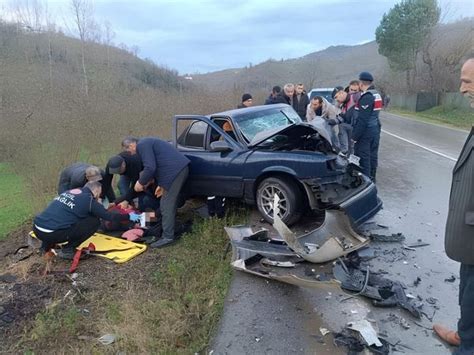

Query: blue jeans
left=118, top=175, right=131, bottom=196
left=338, top=123, right=353, bottom=155
left=455, top=264, right=474, bottom=354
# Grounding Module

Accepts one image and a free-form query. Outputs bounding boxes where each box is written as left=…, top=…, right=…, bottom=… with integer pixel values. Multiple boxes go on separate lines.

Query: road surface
left=210, top=112, right=470, bottom=354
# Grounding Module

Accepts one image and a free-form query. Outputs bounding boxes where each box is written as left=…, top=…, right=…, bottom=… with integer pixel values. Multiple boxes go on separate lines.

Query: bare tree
left=70, top=0, right=94, bottom=97
left=103, top=20, right=115, bottom=67
left=11, top=0, right=47, bottom=31
left=131, top=45, right=140, bottom=57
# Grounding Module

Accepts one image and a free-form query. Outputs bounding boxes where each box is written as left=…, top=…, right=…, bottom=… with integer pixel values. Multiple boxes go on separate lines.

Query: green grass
left=0, top=163, right=32, bottom=239
left=388, top=106, right=473, bottom=130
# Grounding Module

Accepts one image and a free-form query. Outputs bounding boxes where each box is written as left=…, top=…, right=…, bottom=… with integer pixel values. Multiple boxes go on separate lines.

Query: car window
left=309, top=90, right=333, bottom=102
left=180, top=120, right=207, bottom=149
left=236, top=107, right=302, bottom=142
left=211, top=118, right=238, bottom=142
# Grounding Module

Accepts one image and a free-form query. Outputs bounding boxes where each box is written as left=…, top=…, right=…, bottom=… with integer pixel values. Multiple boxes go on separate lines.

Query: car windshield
left=236, top=107, right=302, bottom=142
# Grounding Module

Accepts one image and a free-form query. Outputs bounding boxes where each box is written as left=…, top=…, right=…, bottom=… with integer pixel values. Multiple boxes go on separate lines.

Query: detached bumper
left=338, top=181, right=383, bottom=226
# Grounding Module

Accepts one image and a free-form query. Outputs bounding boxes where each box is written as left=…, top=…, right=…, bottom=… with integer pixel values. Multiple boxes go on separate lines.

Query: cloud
left=16, top=0, right=474, bottom=73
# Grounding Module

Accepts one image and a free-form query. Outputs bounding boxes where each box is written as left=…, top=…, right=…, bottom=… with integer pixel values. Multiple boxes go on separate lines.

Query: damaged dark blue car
left=173, top=104, right=382, bottom=226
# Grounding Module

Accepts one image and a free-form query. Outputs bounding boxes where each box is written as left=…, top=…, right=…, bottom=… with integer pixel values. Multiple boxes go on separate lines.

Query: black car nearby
left=173, top=104, right=382, bottom=225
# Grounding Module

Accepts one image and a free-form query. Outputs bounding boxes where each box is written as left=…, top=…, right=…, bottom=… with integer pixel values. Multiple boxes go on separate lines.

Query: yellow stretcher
left=29, top=231, right=147, bottom=264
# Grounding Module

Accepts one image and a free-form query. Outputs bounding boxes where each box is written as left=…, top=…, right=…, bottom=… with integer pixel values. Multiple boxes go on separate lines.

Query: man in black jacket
left=102, top=152, right=144, bottom=208
left=127, top=137, right=190, bottom=248
left=273, top=83, right=296, bottom=107
left=57, top=163, right=116, bottom=202
left=34, top=181, right=140, bottom=258
left=294, top=83, right=310, bottom=121
left=264, top=86, right=281, bottom=105
left=433, top=55, right=474, bottom=355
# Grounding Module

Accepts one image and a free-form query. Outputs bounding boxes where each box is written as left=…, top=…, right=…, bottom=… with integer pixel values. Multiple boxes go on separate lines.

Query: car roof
left=309, top=88, right=333, bottom=92
left=209, top=104, right=290, bottom=121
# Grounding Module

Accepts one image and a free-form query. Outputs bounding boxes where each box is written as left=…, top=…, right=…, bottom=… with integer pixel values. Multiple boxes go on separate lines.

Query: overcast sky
left=5, top=0, right=474, bottom=74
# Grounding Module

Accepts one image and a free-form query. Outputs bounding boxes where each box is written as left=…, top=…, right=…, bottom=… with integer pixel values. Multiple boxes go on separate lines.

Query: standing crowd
left=239, top=71, right=383, bottom=182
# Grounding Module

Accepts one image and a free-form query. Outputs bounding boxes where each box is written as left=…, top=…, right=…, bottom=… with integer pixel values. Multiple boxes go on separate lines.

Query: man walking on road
left=433, top=54, right=474, bottom=355
left=353, top=72, right=383, bottom=182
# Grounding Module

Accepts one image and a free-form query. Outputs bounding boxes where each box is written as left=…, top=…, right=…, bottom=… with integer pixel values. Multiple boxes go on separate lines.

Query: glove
left=129, top=212, right=141, bottom=223
left=327, top=118, right=338, bottom=126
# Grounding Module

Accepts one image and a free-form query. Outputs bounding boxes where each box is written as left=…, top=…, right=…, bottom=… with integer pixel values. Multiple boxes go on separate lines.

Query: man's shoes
left=150, top=236, right=180, bottom=248
left=433, top=324, right=461, bottom=346
left=56, top=247, right=76, bottom=260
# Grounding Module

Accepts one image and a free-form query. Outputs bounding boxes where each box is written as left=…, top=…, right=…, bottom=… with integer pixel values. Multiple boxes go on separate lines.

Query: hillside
left=193, top=41, right=387, bottom=91
left=193, top=19, right=472, bottom=94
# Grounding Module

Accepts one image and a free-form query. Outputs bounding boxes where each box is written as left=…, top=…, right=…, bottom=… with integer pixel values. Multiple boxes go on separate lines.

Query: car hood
left=249, top=121, right=334, bottom=147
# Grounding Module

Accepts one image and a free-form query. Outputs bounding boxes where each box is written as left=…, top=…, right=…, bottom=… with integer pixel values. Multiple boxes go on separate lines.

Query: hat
left=359, top=71, right=374, bottom=82
left=85, top=166, right=102, bottom=182
left=107, top=155, right=125, bottom=174
left=331, top=86, right=344, bottom=99
left=242, top=93, right=252, bottom=102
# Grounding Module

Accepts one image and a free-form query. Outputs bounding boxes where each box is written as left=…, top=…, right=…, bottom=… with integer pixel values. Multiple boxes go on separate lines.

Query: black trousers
left=207, top=196, right=226, bottom=218
left=33, top=216, right=100, bottom=250
left=354, top=126, right=381, bottom=182
left=457, top=263, right=474, bottom=354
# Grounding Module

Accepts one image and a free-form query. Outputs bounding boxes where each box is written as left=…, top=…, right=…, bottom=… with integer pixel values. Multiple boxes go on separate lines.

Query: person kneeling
left=33, top=181, right=140, bottom=259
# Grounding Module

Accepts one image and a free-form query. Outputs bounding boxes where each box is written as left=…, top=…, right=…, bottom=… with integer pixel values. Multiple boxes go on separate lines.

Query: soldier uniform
left=353, top=72, right=383, bottom=181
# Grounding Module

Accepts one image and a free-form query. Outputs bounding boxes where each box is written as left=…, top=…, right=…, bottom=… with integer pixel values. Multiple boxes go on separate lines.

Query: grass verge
left=6, top=206, right=246, bottom=353
left=0, top=163, right=32, bottom=240
left=387, top=106, right=473, bottom=130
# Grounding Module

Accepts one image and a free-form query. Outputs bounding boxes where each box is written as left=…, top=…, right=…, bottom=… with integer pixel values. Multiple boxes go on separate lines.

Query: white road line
left=381, top=129, right=458, bottom=162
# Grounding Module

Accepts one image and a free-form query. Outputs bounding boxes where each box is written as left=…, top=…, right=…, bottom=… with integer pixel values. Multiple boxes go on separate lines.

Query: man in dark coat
left=294, top=83, right=310, bottom=120
left=57, top=162, right=116, bottom=202
left=102, top=152, right=144, bottom=208
left=352, top=72, right=383, bottom=182
left=433, top=55, right=474, bottom=355
left=237, top=93, right=253, bottom=108
left=273, top=83, right=296, bottom=107
left=127, top=137, right=190, bottom=248
left=264, top=86, right=281, bottom=105
left=34, top=181, right=140, bottom=258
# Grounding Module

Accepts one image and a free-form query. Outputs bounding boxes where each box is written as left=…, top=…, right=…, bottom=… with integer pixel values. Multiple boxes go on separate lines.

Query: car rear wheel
left=256, top=176, right=303, bottom=226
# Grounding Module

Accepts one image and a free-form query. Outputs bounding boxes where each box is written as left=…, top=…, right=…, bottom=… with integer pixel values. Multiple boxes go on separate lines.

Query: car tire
left=256, top=176, right=303, bottom=226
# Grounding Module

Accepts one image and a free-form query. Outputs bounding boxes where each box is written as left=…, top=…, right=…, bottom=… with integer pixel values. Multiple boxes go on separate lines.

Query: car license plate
left=348, top=154, right=360, bottom=166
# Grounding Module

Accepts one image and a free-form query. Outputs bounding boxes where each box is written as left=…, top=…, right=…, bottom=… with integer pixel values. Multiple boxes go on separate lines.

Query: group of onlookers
left=238, top=72, right=383, bottom=182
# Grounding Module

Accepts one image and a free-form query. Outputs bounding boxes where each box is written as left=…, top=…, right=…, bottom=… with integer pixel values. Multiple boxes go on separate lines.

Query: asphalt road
left=210, top=112, right=470, bottom=355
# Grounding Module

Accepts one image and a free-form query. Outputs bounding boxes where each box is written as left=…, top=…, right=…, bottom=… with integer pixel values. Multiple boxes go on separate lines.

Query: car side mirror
left=210, top=140, right=233, bottom=152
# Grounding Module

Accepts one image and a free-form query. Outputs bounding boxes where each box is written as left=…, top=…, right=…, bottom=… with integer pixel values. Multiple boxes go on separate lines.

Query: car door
left=173, top=115, right=249, bottom=198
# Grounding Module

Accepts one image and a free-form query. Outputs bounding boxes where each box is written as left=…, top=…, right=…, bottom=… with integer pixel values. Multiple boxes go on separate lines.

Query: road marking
left=381, top=129, right=457, bottom=162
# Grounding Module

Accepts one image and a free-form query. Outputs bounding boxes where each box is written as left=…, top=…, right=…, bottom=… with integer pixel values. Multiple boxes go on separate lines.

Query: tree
left=375, top=0, right=440, bottom=91
left=70, top=0, right=95, bottom=97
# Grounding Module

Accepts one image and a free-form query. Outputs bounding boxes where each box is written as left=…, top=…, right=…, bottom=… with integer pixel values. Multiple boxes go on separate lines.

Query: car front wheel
left=256, top=176, right=303, bottom=226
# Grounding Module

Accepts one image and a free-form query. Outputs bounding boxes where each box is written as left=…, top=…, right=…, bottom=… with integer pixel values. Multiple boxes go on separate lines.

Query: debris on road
left=319, top=327, right=331, bottom=336
left=413, top=277, right=421, bottom=287
left=406, top=241, right=430, bottom=248
left=347, top=319, right=382, bottom=347
left=369, top=233, right=405, bottom=243
left=444, top=275, right=456, bottom=283
left=273, top=195, right=369, bottom=264
left=333, top=258, right=423, bottom=319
